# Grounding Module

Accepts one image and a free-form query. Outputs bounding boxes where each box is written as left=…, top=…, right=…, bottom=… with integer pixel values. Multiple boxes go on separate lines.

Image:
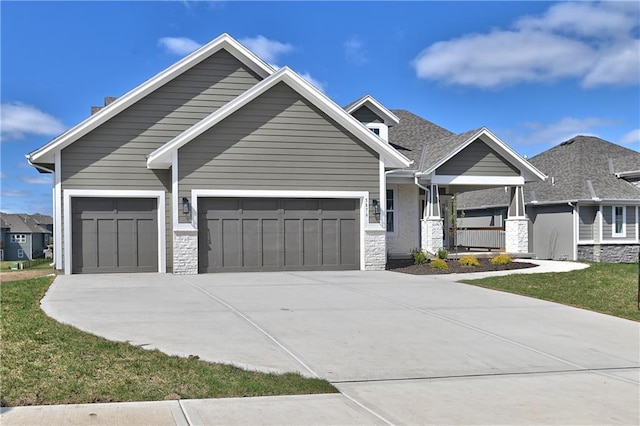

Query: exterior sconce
left=372, top=199, right=380, bottom=218
left=182, top=197, right=190, bottom=214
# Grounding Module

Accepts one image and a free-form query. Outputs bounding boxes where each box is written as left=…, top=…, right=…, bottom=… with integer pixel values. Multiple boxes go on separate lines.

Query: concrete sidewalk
left=3, top=260, right=639, bottom=425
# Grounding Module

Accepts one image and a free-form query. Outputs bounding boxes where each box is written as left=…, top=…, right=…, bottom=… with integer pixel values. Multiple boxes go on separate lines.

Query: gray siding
left=578, top=205, right=598, bottom=241
left=60, top=49, right=262, bottom=271
left=604, top=205, right=638, bottom=241
left=179, top=82, right=380, bottom=223
left=528, top=204, right=574, bottom=260
left=437, top=140, right=520, bottom=177
left=351, top=105, right=383, bottom=124
left=5, top=234, right=33, bottom=260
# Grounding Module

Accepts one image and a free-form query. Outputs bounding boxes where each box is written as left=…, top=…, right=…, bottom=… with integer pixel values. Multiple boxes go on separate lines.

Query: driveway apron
left=42, top=270, right=640, bottom=425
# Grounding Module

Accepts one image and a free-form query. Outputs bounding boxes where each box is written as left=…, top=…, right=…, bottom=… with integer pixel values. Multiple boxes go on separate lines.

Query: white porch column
left=421, top=184, right=444, bottom=254
left=505, top=186, right=528, bottom=253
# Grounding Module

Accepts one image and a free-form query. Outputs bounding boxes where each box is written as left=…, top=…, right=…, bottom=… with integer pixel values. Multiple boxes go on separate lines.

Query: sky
left=1, top=1, right=639, bottom=215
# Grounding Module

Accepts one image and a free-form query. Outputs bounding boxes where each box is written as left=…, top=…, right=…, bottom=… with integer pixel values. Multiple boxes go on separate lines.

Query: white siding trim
left=172, top=152, right=196, bottom=231
left=54, top=152, right=62, bottom=270
left=191, top=189, right=370, bottom=270
left=636, top=206, right=639, bottom=242
left=63, top=189, right=166, bottom=274
left=379, top=160, right=386, bottom=230
left=597, top=205, right=603, bottom=243
left=431, top=175, right=525, bottom=186
left=576, top=203, right=580, bottom=260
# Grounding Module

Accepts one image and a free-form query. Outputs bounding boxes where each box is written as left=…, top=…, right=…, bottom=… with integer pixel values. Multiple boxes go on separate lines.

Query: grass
left=0, top=276, right=336, bottom=407
left=462, top=262, right=640, bottom=322
left=0, top=258, right=52, bottom=272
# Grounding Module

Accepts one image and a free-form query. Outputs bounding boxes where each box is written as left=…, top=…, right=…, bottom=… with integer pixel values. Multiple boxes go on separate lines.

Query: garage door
left=198, top=198, right=360, bottom=273
left=71, top=198, right=158, bottom=273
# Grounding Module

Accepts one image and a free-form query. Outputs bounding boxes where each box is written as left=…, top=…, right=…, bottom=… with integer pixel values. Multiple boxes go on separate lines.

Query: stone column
left=505, top=186, right=528, bottom=254
left=420, top=184, right=444, bottom=254
left=173, top=229, right=198, bottom=274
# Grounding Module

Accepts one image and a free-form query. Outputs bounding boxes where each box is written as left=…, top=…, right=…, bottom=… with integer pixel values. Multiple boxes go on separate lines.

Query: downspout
left=568, top=201, right=577, bottom=261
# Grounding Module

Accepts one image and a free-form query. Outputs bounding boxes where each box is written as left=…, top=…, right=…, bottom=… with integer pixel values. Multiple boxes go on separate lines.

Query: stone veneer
left=421, top=218, right=443, bottom=255
left=364, top=229, right=386, bottom=270
left=577, top=244, right=639, bottom=263
left=505, top=218, right=529, bottom=253
left=173, top=230, right=198, bottom=274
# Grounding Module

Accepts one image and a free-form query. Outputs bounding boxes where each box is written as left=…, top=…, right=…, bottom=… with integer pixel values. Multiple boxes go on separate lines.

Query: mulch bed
left=387, top=258, right=537, bottom=275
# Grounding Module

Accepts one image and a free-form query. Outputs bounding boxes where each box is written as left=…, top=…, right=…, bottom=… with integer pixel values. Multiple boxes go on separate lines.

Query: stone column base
left=505, top=218, right=528, bottom=253
left=421, top=218, right=443, bottom=255
left=173, top=229, right=198, bottom=274
left=364, top=229, right=386, bottom=270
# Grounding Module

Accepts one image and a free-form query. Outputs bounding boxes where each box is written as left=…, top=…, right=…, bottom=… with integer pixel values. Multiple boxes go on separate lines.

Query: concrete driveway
left=41, top=270, right=639, bottom=424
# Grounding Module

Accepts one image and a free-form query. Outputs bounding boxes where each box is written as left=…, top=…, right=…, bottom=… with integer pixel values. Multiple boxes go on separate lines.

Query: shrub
left=437, top=248, right=449, bottom=260
left=411, top=248, right=428, bottom=265
left=491, top=253, right=512, bottom=265
left=430, top=258, right=448, bottom=270
left=458, top=255, right=480, bottom=267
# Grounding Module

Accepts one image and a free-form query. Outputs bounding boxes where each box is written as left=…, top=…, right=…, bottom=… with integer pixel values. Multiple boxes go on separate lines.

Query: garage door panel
left=303, top=219, right=320, bottom=266
left=284, top=218, right=302, bottom=267
left=136, top=218, right=158, bottom=268
left=199, top=197, right=359, bottom=273
left=71, top=198, right=158, bottom=274
left=322, top=219, right=338, bottom=265
left=340, top=219, right=357, bottom=265
left=222, top=219, right=241, bottom=268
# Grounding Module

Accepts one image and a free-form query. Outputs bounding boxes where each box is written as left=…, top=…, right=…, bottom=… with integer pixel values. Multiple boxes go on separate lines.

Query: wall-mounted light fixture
left=372, top=199, right=380, bottom=218
left=182, top=197, right=190, bottom=214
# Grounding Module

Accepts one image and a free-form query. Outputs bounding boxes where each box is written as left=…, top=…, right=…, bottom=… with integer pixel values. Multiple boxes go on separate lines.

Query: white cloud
left=0, top=103, right=65, bottom=142
left=239, top=35, right=293, bottom=64
left=344, top=36, right=368, bottom=65
left=1, top=189, right=29, bottom=198
left=158, top=37, right=201, bottom=55
left=20, top=176, right=53, bottom=185
left=413, top=2, right=640, bottom=88
left=620, top=128, right=640, bottom=146
left=299, top=72, right=326, bottom=93
left=502, top=117, right=614, bottom=149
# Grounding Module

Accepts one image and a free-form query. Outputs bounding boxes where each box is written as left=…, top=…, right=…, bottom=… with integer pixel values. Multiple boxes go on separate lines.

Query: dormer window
left=370, top=127, right=380, bottom=136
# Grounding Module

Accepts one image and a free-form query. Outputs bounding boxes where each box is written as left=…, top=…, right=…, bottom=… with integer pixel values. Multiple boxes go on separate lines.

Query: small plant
left=458, top=255, right=480, bottom=267
left=491, top=253, right=512, bottom=265
left=411, top=248, right=428, bottom=265
left=430, top=258, right=448, bottom=270
left=437, top=248, right=449, bottom=260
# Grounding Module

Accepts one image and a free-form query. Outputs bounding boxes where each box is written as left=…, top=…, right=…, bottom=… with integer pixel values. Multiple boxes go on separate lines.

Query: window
left=386, top=189, right=395, bottom=233
left=17, top=249, right=24, bottom=258
left=10, top=234, right=26, bottom=243
left=613, top=206, right=626, bottom=237
left=370, top=127, right=380, bottom=136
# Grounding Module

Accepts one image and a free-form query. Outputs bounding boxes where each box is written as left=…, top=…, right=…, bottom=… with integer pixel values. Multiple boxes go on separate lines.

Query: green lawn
left=0, top=276, right=336, bottom=407
left=462, top=262, right=640, bottom=322
left=0, top=258, right=52, bottom=272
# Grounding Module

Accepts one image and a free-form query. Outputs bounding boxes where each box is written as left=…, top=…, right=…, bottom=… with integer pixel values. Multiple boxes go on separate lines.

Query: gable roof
left=387, top=110, right=455, bottom=166
left=0, top=213, right=53, bottom=234
left=147, top=67, right=413, bottom=169
left=458, top=135, right=640, bottom=209
left=344, top=95, right=400, bottom=126
left=27, top=33, right=274, bottom=166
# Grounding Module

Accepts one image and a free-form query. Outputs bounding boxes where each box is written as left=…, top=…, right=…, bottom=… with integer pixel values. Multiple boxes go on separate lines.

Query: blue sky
left=1, top=1, right=639, bottom=215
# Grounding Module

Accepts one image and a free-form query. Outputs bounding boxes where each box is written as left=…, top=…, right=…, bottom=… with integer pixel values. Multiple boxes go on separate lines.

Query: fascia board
left=345, top=95, right=400, bottom=125
left=28, top=33, right=274, bottom=165
left=149, top=67, right=412, bottom=170
left=422, top=128, right=547, bottom=182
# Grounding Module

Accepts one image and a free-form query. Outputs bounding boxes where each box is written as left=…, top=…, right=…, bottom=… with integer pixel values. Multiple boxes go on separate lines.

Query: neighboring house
left=27, top=33, right=544, bottom=275
left=0, top=213, right=53, bottom=261
left=458, top=136, right=640, bottom=263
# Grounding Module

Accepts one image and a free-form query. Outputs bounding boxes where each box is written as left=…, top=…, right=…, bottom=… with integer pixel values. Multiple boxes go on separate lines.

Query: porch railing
left=450, top=227, right=505, bottom=251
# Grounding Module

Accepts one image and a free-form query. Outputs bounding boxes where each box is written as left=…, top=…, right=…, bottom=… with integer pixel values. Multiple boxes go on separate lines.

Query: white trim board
left=190, top=189, right=373, bottom=271
left=431, top=175, right=525, bottom=186
left=62, top=190, right=167, bottom=274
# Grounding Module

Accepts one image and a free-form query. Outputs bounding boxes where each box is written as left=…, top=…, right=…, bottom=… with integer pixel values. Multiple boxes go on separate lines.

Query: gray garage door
left=71, top=198, right=158, bottom=273
left=198, top=198, right=360, bottom=273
